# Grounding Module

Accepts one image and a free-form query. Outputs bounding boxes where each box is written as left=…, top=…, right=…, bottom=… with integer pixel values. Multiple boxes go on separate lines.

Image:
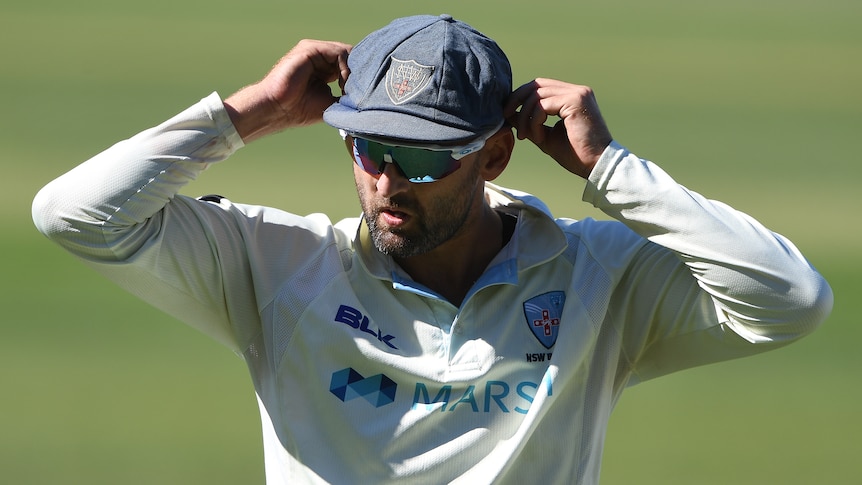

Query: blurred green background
left=2, top=0, right=859, bottom=483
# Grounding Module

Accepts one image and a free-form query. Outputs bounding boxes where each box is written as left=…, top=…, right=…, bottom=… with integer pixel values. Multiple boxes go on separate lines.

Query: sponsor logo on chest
left=334, top=304, right=398, bottom=349
left=328, top=366, right=554, bottom=414
left=327, top=290, right=567, bottom=412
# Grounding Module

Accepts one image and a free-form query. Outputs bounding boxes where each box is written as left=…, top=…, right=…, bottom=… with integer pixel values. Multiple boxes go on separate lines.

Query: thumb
left=535, top=120, right=594, bottom=179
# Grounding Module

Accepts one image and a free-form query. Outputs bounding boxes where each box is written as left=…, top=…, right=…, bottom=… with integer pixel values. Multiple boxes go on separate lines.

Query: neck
left=395, top=204, right=504, bottom=306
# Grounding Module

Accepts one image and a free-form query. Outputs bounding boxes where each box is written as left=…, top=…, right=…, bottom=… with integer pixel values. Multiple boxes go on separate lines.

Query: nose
left=376, top=161, right=411, bottom=198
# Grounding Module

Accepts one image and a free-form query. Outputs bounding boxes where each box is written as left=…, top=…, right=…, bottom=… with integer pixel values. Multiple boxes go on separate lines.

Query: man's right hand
left=224, top=39, right=352, bottom=143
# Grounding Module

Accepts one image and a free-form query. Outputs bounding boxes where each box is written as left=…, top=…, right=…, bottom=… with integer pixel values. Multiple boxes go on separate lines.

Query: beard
left=357, top=162, right=481, bottom=259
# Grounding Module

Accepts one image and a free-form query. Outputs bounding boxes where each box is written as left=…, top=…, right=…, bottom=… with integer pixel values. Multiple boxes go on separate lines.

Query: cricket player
left=32, top=14, right=832, bottom=484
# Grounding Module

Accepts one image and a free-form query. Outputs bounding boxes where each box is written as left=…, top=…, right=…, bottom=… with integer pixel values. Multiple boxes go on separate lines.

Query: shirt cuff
left=204, top=91, right=246, bottom=153
left=582, top=140, right=627, bottom=206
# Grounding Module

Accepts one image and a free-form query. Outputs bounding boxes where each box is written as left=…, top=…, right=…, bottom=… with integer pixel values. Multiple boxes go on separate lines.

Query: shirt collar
left=353, top=183, right=569, bottom=297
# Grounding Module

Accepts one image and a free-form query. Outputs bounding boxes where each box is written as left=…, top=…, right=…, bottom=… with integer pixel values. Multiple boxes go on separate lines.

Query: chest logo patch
left=523, top=291, right=566, bottom=349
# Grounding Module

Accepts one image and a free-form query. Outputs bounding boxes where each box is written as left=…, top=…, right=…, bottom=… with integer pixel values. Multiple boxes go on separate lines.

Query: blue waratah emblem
left=330, top=368, right=397, bottom=408
left=385, top=57, right=435, bottom=105
left=523, top=291, right=566, bottom=349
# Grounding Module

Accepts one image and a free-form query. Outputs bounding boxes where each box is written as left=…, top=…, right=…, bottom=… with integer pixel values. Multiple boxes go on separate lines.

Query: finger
left=504, top=80, right=538, bottom=117
left=507, top=79, right=574, bottom=141
left=337, top=48, right=351, bottom=93
left=505, top=80, right=539, bottom=138
left=516, top=98, right=537, bottom=140
left=533, top=80, right=597, bottom=121
left=514, top=90, right=542, bottom=140
left=504, top=110, right=524, bottom=140
left=526, top=101, right=549, bottom=142
left=307, top=42, right=353, bottom=84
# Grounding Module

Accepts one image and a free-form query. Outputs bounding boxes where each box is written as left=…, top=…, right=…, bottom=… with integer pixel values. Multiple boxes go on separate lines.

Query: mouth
left=380, top=208, right=411, bottom=227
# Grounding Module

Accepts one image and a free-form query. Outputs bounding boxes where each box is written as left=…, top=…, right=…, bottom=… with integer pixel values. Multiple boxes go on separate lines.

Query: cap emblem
left=385, top=57, right=435, bottom=105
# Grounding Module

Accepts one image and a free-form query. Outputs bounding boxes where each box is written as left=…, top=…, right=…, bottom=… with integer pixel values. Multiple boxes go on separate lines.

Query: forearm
left=584, top=142, right=832, bottom=341
left=32, top=92, right=244, bottom=260
left=224, top=83, right=288, bottom=143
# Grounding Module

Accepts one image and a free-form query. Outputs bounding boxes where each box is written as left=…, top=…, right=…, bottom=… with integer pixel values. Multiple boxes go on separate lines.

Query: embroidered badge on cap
left=523, top=291, right=566, bottom=349
left=385, top=57, right=435, bottom=105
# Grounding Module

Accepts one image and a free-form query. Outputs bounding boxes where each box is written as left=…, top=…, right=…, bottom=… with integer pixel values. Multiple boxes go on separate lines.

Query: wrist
left=223, top=84, right=284, bottom=143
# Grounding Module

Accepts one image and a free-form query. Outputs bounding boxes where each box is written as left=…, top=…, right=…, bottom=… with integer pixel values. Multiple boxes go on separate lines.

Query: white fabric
left=32, top=93, right=832, bottom=484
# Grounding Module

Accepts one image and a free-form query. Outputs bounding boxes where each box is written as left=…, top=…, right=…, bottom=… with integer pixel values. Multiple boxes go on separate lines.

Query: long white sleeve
left=31, top=93, right=260, bottom=350
left=32, top=92, right=243, bottom=260
left=583, top=141, right=832, bottom=382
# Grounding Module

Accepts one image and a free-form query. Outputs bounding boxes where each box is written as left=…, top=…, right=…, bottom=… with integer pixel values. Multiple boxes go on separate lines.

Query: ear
left=479, top=127, right=515, bottom=182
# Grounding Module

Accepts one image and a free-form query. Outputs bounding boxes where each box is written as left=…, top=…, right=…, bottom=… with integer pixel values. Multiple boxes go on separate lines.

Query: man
left=33, top=14, right=832, bottom=484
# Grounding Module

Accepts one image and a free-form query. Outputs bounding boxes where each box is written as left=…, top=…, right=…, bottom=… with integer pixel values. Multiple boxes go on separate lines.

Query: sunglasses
left=340, top=123, right=502, bottom=183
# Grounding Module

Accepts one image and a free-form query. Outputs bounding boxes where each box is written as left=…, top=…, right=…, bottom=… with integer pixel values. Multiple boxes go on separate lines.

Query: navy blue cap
left=323, top=14, right=512, bottom=143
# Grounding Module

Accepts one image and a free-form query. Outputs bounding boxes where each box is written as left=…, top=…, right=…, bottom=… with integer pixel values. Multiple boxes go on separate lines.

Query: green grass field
left=2, top=0, right=860, bottom=483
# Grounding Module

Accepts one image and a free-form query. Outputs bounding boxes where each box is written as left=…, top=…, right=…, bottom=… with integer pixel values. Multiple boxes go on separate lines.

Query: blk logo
left=334, top=305, right=398, bottom=349
left=330, top=368, right=397, bottom=408
left=523, top=291, right=566, bottom=349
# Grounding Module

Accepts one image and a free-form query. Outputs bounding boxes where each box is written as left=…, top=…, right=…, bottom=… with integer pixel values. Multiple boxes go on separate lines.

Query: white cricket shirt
left=32, top=93, right=832, bottom=484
